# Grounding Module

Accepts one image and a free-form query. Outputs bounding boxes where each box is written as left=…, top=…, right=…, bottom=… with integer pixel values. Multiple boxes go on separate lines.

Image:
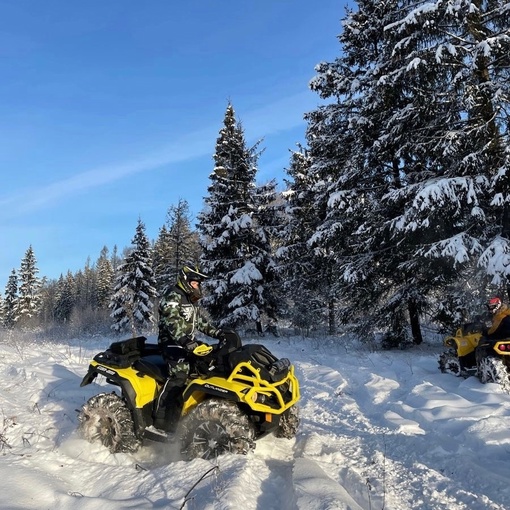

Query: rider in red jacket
left=485, top=297, right=510, bottom=340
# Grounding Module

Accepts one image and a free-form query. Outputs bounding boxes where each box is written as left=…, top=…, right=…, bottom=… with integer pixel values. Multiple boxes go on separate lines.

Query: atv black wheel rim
left=179, top=398, right=256, bottom=460
left=78, top=392, right=140, bottom=453
left=477, top=356, right=510, bottom=393
left=97, top=415, right=118, bottom=449
left=191, top=421, right=230, bottom=459
left=438, top=351, right=462, bottom=376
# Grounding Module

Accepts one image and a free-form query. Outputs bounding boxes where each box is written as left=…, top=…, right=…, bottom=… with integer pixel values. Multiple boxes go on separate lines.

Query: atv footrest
left=143, top=426, right=173, bottom=443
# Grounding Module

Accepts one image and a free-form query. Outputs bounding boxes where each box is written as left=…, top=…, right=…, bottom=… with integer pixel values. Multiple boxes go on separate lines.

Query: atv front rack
left=232, top=360, right=300, bottom=412
left=184, top=359, right=300, bottom=415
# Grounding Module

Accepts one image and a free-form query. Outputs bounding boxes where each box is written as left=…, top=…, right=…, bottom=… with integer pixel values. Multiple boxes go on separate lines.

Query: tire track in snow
left=296, top=351, right=510, bottom=510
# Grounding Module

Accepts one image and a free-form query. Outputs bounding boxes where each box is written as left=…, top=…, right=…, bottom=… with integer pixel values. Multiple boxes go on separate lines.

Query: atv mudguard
left=80, top=360, right=159, bottom=408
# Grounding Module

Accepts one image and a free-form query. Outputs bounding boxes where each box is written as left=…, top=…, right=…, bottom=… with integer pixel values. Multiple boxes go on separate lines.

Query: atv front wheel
left=78, top=392, right=140, bottom=453
left=477, top=356, right=510, bottom=393
left=179, top=399, right=255, bottom=460
left=275, top=405, right=299, bottom=439
left=438, top=351, right=462, bottom=376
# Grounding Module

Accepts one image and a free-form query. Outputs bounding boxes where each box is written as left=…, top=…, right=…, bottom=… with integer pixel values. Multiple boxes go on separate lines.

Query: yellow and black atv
left=78, top=335, right=300, bottom=459
left=439, top=321, right=510, bottom=392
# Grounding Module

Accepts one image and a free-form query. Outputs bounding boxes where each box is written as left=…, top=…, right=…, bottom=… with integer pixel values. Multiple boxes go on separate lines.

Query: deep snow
left=1, top=330, right=510, bottom=510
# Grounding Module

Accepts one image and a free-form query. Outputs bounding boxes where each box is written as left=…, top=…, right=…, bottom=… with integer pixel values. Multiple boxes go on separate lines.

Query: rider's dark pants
left=153, top=371, right=187, bottom=432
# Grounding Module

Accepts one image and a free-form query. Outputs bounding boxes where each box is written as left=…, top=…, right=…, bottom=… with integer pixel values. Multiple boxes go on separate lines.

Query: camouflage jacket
left=158, top=285, right=220, bottom=348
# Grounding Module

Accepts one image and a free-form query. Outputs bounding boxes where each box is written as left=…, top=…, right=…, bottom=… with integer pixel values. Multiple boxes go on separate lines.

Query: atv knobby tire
left=275, top=405, right=299, bottom=439
left=438, top=351, right=462, bottom=377
left=78, top=392, right=140, bottom=453
left=478, top=356, right=510, bottom=393
left=179, top=399, right=255, bottom=460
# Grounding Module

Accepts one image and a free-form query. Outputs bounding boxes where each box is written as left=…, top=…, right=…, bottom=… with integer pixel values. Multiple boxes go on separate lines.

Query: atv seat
left=133, top=355, right=169, bottom=383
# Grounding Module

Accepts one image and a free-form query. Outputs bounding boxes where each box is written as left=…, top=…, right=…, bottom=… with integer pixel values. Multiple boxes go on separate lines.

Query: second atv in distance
left=78, top=332, right=300, bottom=460
left=438, top=321, right=510, bottom=393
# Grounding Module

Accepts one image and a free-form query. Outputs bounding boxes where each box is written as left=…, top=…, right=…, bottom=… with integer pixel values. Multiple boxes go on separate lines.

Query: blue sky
left=0, top=0, right=347, bottom=290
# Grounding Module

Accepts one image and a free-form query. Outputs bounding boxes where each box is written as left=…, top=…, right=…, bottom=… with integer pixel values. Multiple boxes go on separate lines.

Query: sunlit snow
left=1, top=331, right=510, bottom=509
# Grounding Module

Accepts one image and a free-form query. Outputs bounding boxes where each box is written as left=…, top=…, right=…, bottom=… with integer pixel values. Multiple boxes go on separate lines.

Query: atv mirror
left=193, top=344, right=213, bottom=356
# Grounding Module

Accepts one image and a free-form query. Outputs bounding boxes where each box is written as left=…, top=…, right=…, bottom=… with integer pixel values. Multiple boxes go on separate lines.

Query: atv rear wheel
left=438, top=351, right=462, bottom=376
left=477, top=356, right=510, bottom=393
left=275, top=405, right=299, bottom=439
left=179, top=399, right=255, bottom=460
left=78, top=392, right=140, bottom=453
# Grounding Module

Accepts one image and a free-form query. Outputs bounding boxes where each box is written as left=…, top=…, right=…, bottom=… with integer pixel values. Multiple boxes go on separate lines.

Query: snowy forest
left=1, top=0, right=509, bottom=347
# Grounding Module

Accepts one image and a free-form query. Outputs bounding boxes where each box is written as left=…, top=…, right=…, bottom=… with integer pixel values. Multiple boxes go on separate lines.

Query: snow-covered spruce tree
left=306, top=0, right=510, bottom=344
left=96, top=246, right=114, bottom=310
left=197, top=103, right=279, bottom=330
left=378, top=0, right=510, bottom=334
left=37, top=277, right=58, bottom=327
left=74, top=259, right=97, bottom=311
left=251, top=178, right=282, bottom=329
left=277, top=147, right=328, bottom=333
left=153, top=199, right=200, bottom=295
left=2, top=269, right=19, bottom=329
left=153, top=224, right=172, bottom=296
left=109, top=219, right=158, bottom=336
left=17, top=245, right=41, bottom=328
left=306, top=0, right=439, bottom=344
left=54, top=272, right=76, bottom=323
left=305, top=35, right=379, bottom=339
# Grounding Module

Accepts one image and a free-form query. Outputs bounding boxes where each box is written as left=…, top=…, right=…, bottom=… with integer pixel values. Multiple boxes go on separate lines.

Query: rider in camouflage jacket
left=154, top=265, right=225, bottom=431
left=158, top=266, right=222, bottom=350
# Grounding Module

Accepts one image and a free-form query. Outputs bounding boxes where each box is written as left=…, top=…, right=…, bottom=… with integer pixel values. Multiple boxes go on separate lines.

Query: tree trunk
left=408, top=299, right=423, bottom=345
left=328, top=299, right=336, bottom=335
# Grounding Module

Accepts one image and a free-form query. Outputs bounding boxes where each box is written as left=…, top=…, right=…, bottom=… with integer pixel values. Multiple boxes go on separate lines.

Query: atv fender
left=183, top=380, right=240, bottom=406
left=78, top=361, right=159, bottom=435
left=80, top=365, right=97, bottom=387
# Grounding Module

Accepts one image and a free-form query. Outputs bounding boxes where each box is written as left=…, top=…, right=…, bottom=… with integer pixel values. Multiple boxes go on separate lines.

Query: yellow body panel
left=444, top=329, right=482, bottom=357
left=91, top=356, right=300, bottom=418
left=90, top=360, right=159, bottom=409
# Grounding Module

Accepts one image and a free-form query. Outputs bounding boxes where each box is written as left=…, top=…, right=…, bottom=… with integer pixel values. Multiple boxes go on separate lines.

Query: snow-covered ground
left=1, top=330, right=510, bottom=510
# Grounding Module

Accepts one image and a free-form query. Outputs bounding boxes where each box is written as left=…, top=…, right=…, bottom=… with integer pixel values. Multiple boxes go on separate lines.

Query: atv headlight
left=444, top=338, right=456, bottom=348
left=251, top=392, right=268, bottom=404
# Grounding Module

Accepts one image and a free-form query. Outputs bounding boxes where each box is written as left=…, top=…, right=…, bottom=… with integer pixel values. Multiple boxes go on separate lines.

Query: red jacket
left=487, top=303, right=510, bottom=339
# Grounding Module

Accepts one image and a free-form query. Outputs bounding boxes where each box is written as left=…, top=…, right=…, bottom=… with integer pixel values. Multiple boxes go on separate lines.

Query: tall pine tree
left=96, top=246, right=114, bottom=310
left=110, top=219, right=158, bottom=335
left=153, top=199, right=199, bottom=295
left=198, top=103, right=279, bottom=329
left=277, top=148, right=326, bottom=332
left=54, top=272, right=76, bottom=323
left=17, top=245, right=41, bottom=328
left=2, top=269, right=19, bottom=329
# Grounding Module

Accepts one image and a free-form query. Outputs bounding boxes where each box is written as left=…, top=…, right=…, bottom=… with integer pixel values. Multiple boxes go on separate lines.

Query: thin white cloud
left=0, top=130, right=217, bottom=216
left=242, top=90, right=317, bottom=138
left=0, top=91, right=315, bottom=216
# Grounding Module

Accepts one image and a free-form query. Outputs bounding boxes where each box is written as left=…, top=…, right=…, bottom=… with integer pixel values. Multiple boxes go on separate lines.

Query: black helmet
left=177, top=265, right=208, bottom=300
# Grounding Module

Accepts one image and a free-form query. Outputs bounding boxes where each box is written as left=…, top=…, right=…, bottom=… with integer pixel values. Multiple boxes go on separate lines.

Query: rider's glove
left=216, top=330, right=228, bottom=346
left=180, top=336, right=198, bottom=352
